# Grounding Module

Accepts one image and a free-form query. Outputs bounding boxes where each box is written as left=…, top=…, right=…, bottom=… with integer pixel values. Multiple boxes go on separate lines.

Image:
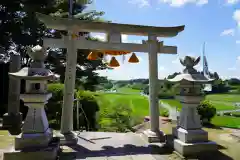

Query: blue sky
left=90, top=0, right=240, bottom=80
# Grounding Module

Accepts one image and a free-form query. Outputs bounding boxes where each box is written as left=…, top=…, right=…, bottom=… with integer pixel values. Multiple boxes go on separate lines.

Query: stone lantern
left=4, top=45, right=59, bottom=160
left=167, top=56, right=217, bottom=156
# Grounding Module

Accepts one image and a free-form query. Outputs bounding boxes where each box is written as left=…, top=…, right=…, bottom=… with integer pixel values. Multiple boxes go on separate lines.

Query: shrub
left=46, top=83, right=65, bottom=128
left=160, top=108, right=169, bottom=117
left=197, top=100, right=216, bottom=125
left=75, top=90, right=99, bottom=131
left=99, top=101, right=133, bottom=132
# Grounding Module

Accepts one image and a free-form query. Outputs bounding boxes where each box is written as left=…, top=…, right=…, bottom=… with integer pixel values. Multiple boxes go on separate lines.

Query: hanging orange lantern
left=87, top=52, right=99, bottom=60
left=108, top=57, right=120, bottom=67
left=128, top=53, right=139, bottom=63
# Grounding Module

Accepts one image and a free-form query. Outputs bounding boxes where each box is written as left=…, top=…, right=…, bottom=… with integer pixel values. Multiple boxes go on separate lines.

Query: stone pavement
left=59, top=132, right=171, bottom=160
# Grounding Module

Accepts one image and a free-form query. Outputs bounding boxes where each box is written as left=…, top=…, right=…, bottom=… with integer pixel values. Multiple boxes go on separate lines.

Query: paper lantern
left=87, top=52, right=98, bottom=60
left=128, top=53, right=139, bottom=63
left=108, top=57, right=120, bottom=67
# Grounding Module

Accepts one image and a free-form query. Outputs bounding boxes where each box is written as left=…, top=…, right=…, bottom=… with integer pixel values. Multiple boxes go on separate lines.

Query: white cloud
left=233, top=10, right=240, bottom=27
left=220, top=29, right=235, bottom=36
left=159, top=0, right=208, bottom=7
left=172, top=58, right=179, bottom=64
left=237, top=56, right=240, bottom=61
left=226, top=0, right=239, bottom=5
left=196, top=0, right=208, bottom=5
left=91, top=33, right=142, bottom=44
left=228, top=67, right=236, bottom=70
left=159, top=66, right=165, bottom=70
left=128, top=0, right=150, bottom=8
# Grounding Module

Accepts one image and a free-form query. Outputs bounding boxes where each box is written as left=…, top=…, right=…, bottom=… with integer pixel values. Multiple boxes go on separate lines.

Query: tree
left=0, top=0, right=108, bottom=92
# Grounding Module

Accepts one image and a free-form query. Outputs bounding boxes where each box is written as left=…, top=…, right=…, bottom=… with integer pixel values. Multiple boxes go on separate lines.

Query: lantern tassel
left=108, top=57, right=120, bottom=67
left=128, top=53, right=139, bottom=63
left=87, top=51, right=98, bottom=60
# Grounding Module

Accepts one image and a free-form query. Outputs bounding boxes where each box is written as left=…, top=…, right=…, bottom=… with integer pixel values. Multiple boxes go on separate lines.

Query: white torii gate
left=36, top=13, right=184, bottom=143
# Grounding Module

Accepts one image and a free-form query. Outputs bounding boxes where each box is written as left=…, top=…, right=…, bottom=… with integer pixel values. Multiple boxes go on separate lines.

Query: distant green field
left=116, top=87, right=142, bottom=94
left=211, top=116, right=240, bottom=128
left=206, top=94, right=240, bottom=102
left=96, top=92, right=169, bottom=117
left=97, top=91, right=240, bottom=128
left=160, top=94, right=236, bottom=111
left=96, top=93, right=149, bottom=116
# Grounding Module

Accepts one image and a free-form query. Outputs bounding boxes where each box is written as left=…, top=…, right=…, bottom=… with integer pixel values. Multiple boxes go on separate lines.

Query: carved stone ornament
left=180, top=56, right=200, bottom=74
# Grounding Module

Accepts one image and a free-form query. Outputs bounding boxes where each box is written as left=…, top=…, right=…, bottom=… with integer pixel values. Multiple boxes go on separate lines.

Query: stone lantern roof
left=8, top=45, right=54, bottom=80
left=9, top=67, right=54, bottom=80
left=167, top=56, right=214, bottom=83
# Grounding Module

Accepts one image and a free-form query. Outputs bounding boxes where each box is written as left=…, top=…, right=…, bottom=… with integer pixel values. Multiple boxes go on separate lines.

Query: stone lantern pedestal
left=3, top=45, right=60, bottom=160
left=168, top=56, right=217, bottom=157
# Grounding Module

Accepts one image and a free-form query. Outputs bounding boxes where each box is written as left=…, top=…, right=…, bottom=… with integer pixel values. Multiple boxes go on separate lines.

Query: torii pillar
left=36, top=13, right=185, bottom=144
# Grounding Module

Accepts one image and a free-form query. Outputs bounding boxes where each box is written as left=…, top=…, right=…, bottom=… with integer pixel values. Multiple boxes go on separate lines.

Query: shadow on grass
left=59, top=143, right=173, bottom=159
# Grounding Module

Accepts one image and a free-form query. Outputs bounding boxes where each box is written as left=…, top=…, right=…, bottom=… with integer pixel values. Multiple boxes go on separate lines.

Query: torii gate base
left=36, top=13, right=184, bottom=144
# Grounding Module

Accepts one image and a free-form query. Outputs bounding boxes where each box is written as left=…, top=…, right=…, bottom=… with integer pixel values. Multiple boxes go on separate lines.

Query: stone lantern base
left=3, top=137, right=60, bottom=160
left=174, top=127, right=217, bottom=156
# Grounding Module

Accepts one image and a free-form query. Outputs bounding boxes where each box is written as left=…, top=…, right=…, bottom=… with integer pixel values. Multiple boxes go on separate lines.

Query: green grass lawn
left=96, top=92, right=169, bottom=117
left=161, top=96, right=236, bottom=111
left=116, top=87, right=142, bottom=94
left=210, top=101, right=235, bottom=111
left=211, top=116, right=240, bottom=128
left=206, top=94, right=240, bottom=102
left=97, top=92, right=240, bottom=128
left=96, top=93, right=150, bottom=116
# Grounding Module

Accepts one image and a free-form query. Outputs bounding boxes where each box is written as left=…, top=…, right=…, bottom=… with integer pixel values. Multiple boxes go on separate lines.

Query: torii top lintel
left=36, top=13, right=185, bottom=37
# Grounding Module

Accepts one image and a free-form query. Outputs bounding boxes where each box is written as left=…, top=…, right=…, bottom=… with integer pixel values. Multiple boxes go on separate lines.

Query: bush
left=75, top=90, right=99, bottom=131
left=46, top=83, right=65, bottom=128
left=99, top=101, right=134, bottom=132
left=46, top=84, right=100, bottom=130
left=160, top=108, right=169, bottom=117
left=197, top=100, right=216, bottom=125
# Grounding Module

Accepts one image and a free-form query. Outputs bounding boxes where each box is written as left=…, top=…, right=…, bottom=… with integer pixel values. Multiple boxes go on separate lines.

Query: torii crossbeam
left=36, top=13, right=184, bottom=144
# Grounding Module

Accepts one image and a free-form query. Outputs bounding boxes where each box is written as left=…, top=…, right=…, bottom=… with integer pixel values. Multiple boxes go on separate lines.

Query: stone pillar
left=60, top=31, right=78, bottom=144
left=3, top=53, right=22, bottom=133
left=143, top=34, right=165, bottom=143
